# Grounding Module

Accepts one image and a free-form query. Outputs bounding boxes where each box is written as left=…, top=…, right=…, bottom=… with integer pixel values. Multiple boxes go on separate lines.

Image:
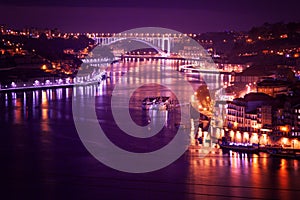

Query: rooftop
left=257, top=79, right=290, bottom=87
left=236, top=65, right=275, bottom=76
left=244, top=92, right=273, bottom=101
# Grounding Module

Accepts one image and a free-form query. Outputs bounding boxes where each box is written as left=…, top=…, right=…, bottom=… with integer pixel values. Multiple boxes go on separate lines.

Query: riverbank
left=0, top=83, right=74, bottom=92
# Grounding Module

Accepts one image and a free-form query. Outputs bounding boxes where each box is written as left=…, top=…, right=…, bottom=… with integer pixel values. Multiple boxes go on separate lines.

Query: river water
left=0, top=60, right=300, bottom=200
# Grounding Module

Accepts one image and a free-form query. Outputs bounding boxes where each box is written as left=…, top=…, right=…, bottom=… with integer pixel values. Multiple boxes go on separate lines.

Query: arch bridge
left=93, top=34, right=175, bottom=55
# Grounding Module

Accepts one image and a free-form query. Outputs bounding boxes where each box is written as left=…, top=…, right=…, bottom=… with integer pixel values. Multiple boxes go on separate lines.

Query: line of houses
left=222, top=77, right=300, bottom=148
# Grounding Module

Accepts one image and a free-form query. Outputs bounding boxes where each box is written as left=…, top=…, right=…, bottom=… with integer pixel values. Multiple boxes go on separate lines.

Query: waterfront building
left=234, top=65, right=295, bottom=85
left=234, top=65, right=275, bottom=84
left=225, top=93, right=273, bottom=144
left=226, top=93, right=273, bottom=130
left=257, top=79, right=290, bottom=97
left=224, top=91, right=300, bottom=148
left=291, top=104, right=300, bottom=137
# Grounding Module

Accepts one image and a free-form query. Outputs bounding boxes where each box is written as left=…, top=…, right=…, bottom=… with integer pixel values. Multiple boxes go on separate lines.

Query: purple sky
left=0, top=0, right=299, bottom=33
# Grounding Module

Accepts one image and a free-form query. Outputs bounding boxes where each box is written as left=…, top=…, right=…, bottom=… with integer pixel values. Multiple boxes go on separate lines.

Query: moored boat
left=259, top=144, right=283, bottom=152
left=142, top=96, right=170, bottom=110
left=219, top=142, right=260, bottom=154
left=268, top=149, right=300, bottom=159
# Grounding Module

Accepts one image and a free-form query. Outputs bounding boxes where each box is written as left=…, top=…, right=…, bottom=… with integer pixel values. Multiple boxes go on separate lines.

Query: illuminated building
left=226, top=93, right=273, bottom=132
left=257, top=79, right=290, bottom=97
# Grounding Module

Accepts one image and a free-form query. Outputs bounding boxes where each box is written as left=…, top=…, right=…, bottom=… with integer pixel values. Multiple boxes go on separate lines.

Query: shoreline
left=0, top=84, right=75, bottom=93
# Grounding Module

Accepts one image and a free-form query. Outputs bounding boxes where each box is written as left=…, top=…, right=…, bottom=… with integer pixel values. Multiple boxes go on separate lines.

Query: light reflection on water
left=187, top=144, right=300, bottom=199
left=0, top=88, right=73, bottom=125
left=0, top=60, right=300, bottom=199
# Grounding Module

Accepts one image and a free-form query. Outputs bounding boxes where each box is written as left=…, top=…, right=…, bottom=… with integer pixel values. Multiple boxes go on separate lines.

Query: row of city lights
left=1, top=78, right=71, bottom=89
left=2, top=28, right=203, bottom=39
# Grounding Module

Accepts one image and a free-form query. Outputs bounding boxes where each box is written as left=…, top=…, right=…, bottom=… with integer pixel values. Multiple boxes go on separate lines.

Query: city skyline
left=0, top=0, right=299, bottom=33
left=2, top=1, right=300, bottom=199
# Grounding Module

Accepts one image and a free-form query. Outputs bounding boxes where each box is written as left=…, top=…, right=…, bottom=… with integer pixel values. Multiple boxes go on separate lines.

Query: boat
left=259, top=144, right=283, bottom=152
left=268, top=149, right=300, bottom=159
left=142, top=98, right=153, bottom=110
left=149, top=102, right=167, bottom=110
left=142, top=96, right=170, bottom=110
left=218, top=142, right=259, bottom=154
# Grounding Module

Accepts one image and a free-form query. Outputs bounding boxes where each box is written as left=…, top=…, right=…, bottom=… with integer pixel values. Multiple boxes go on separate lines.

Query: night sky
left=0, top=0, right=300, bottom=33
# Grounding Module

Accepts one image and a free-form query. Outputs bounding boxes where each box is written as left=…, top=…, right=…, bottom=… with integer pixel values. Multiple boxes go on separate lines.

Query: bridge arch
left=93, top=37, right=171, bottom=55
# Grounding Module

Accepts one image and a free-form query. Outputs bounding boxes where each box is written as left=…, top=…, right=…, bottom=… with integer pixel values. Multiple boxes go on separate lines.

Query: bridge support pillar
left=167, top=38, right=171, bottom=55
left=161, top=38, right=165, bottom=52
left=161, top=37, right=171, bottom=55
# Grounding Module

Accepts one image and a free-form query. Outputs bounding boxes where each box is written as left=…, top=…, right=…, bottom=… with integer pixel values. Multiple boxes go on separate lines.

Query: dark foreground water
left=1, top=61, right=300, bottom=200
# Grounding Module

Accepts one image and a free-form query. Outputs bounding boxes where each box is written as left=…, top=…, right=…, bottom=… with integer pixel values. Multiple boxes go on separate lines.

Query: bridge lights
left=34, top=80, right=40, bottom=86
left=45, top=80, right=51, bottom=85
left=11, top=82, right=16, bottom=88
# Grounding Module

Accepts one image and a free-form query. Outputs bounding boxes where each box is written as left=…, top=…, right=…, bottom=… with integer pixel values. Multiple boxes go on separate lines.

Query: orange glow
left=14, top=98, right=22, bottom=124
left=260, top=134, right=267, bottom=144
left=280, top=34, right=288, bottom=39
left=230, top=130, right=235, bottom=140
left=251, top=133, right=258, bottom=144
left=243, top=132, right=249, bottom=141
left=280, top=126, right=289, bottom=132
left=234, top=121, right=238, bottom=128
left=246, top=38, right=253, bottom=43
left=292, top=139, right=298, bottom=148
left=282, top=137, right=288, bottom=145
left=41, top=64, right=47, bottom=70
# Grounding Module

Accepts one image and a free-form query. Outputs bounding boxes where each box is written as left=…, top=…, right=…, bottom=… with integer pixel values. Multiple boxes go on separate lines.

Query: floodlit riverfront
left=1, top=60, right=300, bottom=199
